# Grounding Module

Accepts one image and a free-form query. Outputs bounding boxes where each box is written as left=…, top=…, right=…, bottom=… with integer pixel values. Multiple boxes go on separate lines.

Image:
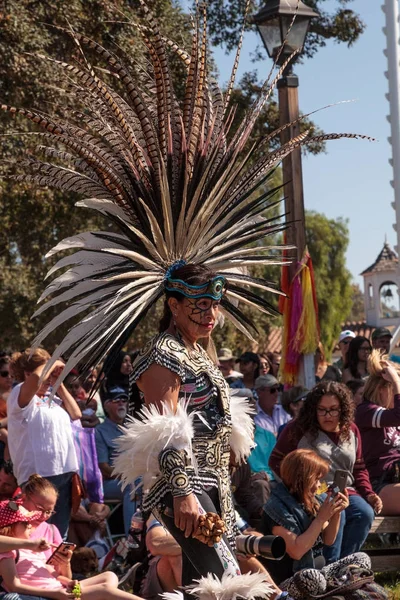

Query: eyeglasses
left=0, top=371, right=10, bottom=378
left=28, top=497, right=56, bottom=516
left=258, top=386, right=279, bottom=393
left=316, top=407, right=340, bottom=417
left=108, top=398, right=128, bottom=404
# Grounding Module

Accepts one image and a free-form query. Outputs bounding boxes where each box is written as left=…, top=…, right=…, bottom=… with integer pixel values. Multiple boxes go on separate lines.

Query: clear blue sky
left=209, top=0, right=392, bottom=290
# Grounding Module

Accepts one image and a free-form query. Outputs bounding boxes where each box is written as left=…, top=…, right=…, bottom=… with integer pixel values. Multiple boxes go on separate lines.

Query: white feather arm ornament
left=229, top=395, right=256, bottom=463
left=185, top=572, right=275, bottom=600
left=113, top=399, right=196, bottom=491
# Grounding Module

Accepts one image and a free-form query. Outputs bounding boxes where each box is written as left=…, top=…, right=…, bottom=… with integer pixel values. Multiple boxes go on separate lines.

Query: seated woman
left=0, top=500, right=143, bottom=600
left=269, top=381, right=381, bottom=563
left=262, top=449, right=371, bottom=599
left=355, top=351, right=400, bottom=515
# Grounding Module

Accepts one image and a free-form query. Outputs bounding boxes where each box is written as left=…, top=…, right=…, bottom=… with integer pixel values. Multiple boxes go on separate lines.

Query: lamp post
left=253, top=0, right=318, bottom=389
left=252, top=0, right=318, bottom=273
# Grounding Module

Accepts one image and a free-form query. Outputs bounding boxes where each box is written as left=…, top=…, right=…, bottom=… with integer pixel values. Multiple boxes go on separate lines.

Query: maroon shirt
left=269, top=419, right=373, bottom=498
left=355, top=393, right=400, bottom=480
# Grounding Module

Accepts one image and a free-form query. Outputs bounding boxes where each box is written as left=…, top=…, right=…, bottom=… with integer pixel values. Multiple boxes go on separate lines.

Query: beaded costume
left=130, top=331, right=237, bottom=542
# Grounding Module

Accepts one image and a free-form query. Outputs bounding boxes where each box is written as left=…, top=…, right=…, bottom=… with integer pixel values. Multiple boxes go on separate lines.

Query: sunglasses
left=108, top=398, right=128, bottom=404
left=0, top=371, right=10, bottom=378
left=259, top=386, right=279, bottom=393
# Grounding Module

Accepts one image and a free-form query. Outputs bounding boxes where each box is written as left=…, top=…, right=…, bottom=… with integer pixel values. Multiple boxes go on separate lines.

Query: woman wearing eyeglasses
left=269, top=381, right=382, bottom=564
left=0, top=474, right=62, bottom=559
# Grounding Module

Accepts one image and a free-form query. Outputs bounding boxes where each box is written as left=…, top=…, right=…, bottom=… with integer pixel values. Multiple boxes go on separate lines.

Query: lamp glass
left=257, top=18, right=281, bottom=59
left=256, top=14, right=311, bottom=64
left=281, top=15, right=310, bottom=54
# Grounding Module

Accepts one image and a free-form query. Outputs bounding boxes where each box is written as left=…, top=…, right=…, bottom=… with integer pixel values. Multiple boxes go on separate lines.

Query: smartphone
left=46, top=541, right=76, bottom=565
left=331, top=469, right=348, bottom=495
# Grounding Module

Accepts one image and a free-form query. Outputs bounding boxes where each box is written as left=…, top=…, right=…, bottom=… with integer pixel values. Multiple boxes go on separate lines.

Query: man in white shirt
left=254, top=375, right=290, bottom=435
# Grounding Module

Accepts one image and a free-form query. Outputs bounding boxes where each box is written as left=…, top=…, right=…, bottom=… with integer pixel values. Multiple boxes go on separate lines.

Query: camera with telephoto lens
left=235, top=534, right=286, bottom=560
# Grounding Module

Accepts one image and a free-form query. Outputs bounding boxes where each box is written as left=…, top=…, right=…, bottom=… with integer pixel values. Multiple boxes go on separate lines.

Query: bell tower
left=361, top=241, right=400, bottom=327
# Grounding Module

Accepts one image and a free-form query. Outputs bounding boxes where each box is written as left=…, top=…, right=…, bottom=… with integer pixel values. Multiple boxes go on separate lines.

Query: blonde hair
left=22, top=474, right=58, bottom=499
left=363, top=350, right=400, bottom=407
left=10, top=348, right=50, bottom=382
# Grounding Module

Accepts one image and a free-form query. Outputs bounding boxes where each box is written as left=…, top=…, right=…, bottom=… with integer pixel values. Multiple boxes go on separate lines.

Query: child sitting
left=0, top=499, right=142, bottom=600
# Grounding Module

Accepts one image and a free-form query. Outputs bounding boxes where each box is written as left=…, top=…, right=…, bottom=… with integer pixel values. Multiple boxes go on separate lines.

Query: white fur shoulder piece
left=113, top=399, right=196, bottom=490
left=187, top=572, right=275, bottom=600
left=229, top=394, right=256, bottom=462
left=162, top=593, right=184, bottom=600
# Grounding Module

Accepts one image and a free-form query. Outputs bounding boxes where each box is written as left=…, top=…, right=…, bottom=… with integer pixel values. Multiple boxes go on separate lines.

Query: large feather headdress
left=1, top=1, right=371, bottom=384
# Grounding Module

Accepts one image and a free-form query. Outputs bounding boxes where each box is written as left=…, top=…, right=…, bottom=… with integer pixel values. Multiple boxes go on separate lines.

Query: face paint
left=185, top=298, right=220, bottom=326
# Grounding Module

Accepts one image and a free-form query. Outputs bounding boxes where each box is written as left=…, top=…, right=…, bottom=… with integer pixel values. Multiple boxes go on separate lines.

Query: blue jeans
left=323, top=494, right=374, bottom=563
left=103, top=478, right=136, bottom=535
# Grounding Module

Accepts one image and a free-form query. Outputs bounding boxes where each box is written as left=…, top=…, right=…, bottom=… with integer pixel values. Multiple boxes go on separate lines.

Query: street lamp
left=252, top=0, right=318, bottom=267
left=253, top=0, right=318, bottom=389
left=252, top=0, right=318, bottom=66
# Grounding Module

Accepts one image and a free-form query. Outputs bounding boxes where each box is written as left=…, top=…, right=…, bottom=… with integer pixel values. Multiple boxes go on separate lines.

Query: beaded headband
left=165, top=275, right=227, bottom=301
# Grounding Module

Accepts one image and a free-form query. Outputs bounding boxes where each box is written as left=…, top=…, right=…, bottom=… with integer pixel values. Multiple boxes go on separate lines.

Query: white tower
left=382, top=0, right=400, bottom=254
left=361, top=241, right=400, bottom=327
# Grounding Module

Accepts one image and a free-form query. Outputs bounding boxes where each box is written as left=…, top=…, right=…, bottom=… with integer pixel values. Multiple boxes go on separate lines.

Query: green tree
left=305, top=210, right=352, bottom=356
left=0, top=0, right=364, bottom=352
left=0, top=0, right=191, bottom=351
left=205, top=0, right=364, bottom=57
left=346, top=283, right=365, bottom=323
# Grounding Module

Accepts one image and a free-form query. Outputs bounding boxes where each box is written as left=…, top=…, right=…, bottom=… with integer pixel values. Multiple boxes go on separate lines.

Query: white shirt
left=7, top=383, right=78, bottom=485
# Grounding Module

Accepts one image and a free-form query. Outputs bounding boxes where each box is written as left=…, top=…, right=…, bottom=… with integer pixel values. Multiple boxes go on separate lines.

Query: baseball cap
left=218, top=348, right=234, bottom=361
left=238, top=351, right=260, bottom=364
left=105, top=386, right=129, bottom=402
left=371, top=327, right=392, bottom=341
left=339, top=330, right=356, bottom=343
left=254, top=374, right=279, bottom=389
left=0, top=501, right=41, bottom=529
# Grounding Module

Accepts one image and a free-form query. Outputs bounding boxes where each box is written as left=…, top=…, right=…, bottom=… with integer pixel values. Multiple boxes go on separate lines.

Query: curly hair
left=296, top=381, right=354, bottom=442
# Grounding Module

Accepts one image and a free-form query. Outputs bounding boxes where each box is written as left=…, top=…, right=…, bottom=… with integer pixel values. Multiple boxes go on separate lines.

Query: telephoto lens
left=235, top=534, right=286, bottom=560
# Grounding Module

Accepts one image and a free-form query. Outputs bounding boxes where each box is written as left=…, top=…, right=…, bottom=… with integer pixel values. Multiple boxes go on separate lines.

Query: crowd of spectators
left=0, top=326, right=398, bottom=599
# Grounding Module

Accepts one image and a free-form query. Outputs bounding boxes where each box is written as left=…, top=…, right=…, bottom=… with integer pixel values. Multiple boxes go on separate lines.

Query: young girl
left=262, top=449, right=371, bottom=599
left=0, top=500, right=143, bottom=600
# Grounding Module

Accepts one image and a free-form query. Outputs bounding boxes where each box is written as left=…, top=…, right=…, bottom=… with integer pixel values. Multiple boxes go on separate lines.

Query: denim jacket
left=263, top=482, right=324, bottom=572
